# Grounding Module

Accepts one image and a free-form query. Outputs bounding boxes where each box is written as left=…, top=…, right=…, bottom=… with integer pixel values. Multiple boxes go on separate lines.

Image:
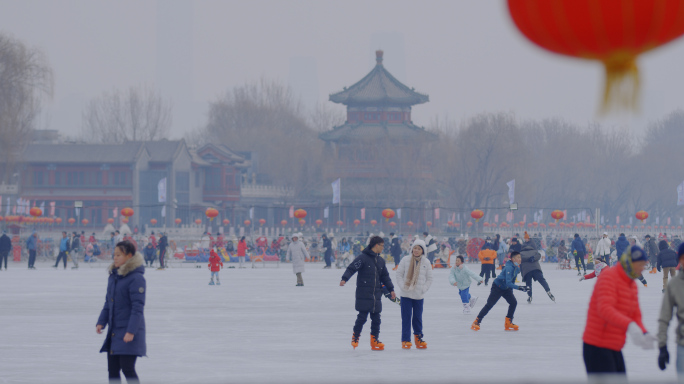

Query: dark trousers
left=392, top=254, right=401, bottom=266
left=324, top=251, right=332, bottom=267
left=353, top=311, right=381, bottom=337
left=476, top=285, right=517, bottom=321
left=159, top=249, right=165, bottom=268
left=524, top=269, right=551, bottom=297
left=0, top=250, right=8, bottom=269
left=400, top=297, right=424, bottom=341
left=107, top=354, right=139, bottom=383
left=54, top=251, right=67, bottom=268
left=583, top=342, right=626, bottom=374
left=28, top=249, right=36, bottom=268
left=638, top=274, right=647, bottom=286
left=575, top=253, right=586, bottom=272
left=427, top=252, right=435, bottom=264
left=480, top=264, right=495, bottom=284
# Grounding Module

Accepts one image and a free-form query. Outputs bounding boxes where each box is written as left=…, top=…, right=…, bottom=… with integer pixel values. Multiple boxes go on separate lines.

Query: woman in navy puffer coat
left=96, top=240, right=146, bottom=382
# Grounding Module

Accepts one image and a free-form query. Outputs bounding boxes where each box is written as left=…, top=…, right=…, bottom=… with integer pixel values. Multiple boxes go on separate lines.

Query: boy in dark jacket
left=340, top=236, right=395, bottom=350
left=520, top=242, right=555, bottom=304
left=645, top=235, right=659, bottom=274
left=570, top=234, right=587, bottom=276
left=657, top=240, right=678, bottom=292
left=143, top=242, right=156, bottom=267
left=471, top=251, right=529, bottom=332
left=0, top=230, right=11, bottom=270
left=615, top=234, right=630, bottom=267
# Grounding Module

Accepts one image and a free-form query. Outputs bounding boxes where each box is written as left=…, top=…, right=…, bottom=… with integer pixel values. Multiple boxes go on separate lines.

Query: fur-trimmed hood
left=108, top=252, right=145, bottom=276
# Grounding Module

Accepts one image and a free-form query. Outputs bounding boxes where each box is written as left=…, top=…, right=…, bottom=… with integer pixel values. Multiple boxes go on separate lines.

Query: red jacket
left=208, top=251, right=223, bottom=272
left=582, top=263, right=647, bottom=351
left=149, top=235, right=157, bottom=249
left=237, top=240, right=247, bottom=257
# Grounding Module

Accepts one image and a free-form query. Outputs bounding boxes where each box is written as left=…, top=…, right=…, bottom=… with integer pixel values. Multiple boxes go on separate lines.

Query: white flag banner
left=5, top=197, right=9, bottom=216
left=360, top=208, right=365, bottom=220
left=75, top=207, right=80, bottom=217
left=331, top=178, right=341, bottom=204
left=680, top=217, right=683, bottom=225
left=668, top=217, right=672, bottom=225
left=161, top=205, right=166, bottom=218
left=113, top=207, right=118, bottom=218
left=629, top=217, right=633, bottom=225
left=249, top=207, right=254, bottom=219
left=434, top=208, right=440, bottom=220
left=494, top=214, right=499, bottom=223
left=397, top=209, right=402, bottom=219
left=289, top=206, right=294, bottom=218
left=40, top=201, right=45, bottom=214
left=539, top=209, right=543, bottom=222
left=158, top=178, right=167, bottom=203
left=324, top=206, right=329, bottom=219
left=656, top=217, right=660, bottom=225
left=616, top=216, right=620, bottom=224
left=507, top=179, right=515, bottom=204
left=678, top=180, right=684, bottom=205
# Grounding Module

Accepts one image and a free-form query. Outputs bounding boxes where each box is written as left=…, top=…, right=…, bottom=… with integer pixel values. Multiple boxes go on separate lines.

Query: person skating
left=627, top=236, right=649, bottom=287
left=570, top=234, right=587, bottom=276
left=477, top=243, right=497, bottom=286
left=656, top=243, right=684, bottom=376
left=582, top=245, right=655, bottom=376
left=595, top=232, right=612, bottom=267
left=70, top=232, right=81, bottom=269
left=390, top=232, right=402, bottom=271
left=520, top=239, right=555, bottom=303
left=615, top=233, right=630, bottom=267
left=656, top=240, right=678, bottom=293
left=423, top=232, right=437, bottom=265
left=287, top=233, right=309, bottom=286
left=471, top=251, right=529, bottom=332
left=53, top=231, right=70, bottom=269
left=157, top=232, right=168, bottom=270
left=237, top=236, right=247, bottom=269
left=96, top=240, right=146, bottom=383
left=395, top=239, right=433, bottom=349
left=26, top=231, right=38, bottom=269
left=0, top=230, right=11, bottom=270
left=340, top=236, right=395, bottom=350
left=645, top=234, right=659, bottom=274
left=208, top=247, right=223, bottom=285
left=449, top=255, right=483, bottom=314
left=322, top=234, right=333, bottom=269
left=143, top=242, right=155, bottom=267
left=579, top=256, right=608, bottom=281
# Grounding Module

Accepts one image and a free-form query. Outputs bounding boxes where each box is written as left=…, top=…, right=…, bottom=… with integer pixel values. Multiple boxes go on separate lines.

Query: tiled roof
left=22, top=143, right=145, bottom=163
left=318, top=122, right=437, bottom=143
left=329, top=51, right=429, bottom=106
left=142, top=140, right=183, bottom=163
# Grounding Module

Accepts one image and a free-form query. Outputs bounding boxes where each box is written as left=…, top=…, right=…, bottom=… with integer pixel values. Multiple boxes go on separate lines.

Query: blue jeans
left=210, top=271, right=219, bottom=280
left=677, top=345, right=684, bottom=375
left=400, top=297, right=424, bottom=342
left=459, top=287, right=471, bottom=303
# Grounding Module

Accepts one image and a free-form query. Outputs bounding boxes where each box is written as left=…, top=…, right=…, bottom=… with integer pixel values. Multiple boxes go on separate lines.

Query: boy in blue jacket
left=471, top=251, right=529, bottom=331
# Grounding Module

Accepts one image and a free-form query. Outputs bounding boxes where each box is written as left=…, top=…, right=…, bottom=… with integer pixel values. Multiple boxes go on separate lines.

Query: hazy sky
left=2, top=0, right=684, bottom=139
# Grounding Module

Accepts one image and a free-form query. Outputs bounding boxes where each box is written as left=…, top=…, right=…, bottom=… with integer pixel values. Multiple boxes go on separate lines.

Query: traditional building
left=317, top=50, right=437, bottom=226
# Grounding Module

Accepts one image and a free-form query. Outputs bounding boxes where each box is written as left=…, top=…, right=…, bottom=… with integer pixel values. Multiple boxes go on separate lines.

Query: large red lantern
left=382, top=209, right=395, bottom=222
left=29, top=207, right=42, bottom=218
left=176, top=218, right=182, bottom=225
left=205, top=208, right=219, bottom=222
left=150, top=219, right=157, bottom=225
left=222, top=219, right=229, bottom=226
left=353, top=219, right=360, bottom=226
left=68, top=218, right=76, bottom=225
left=259, top=219, right=266, bottom=226
left=281, top=220, right=288, bottom=226
left=370, top=220, right=377, bottom=226
left=294, top=209, right=307, bottom=219
left=636, top=211, right=649, bottom=223
left=121, top=207, right=134, bottom=218
left=244, top=220, right=251, bottom=227
left=315, top=219, right=323, bottom=226
left=551, top=210, right=564, bottom=222
left=507, top=0, right=684, bottom=112
left=107, top=218, right=114, bottom=224
left=470, top=210, right=484, bottom=222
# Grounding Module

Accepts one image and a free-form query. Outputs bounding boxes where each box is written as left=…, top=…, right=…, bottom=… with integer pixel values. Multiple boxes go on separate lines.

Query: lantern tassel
left=601, top=53, right=640, bottom=113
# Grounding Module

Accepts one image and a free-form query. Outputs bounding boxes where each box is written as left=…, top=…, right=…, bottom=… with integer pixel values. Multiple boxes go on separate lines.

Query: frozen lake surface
left=0, top=260, right=680, bottom=383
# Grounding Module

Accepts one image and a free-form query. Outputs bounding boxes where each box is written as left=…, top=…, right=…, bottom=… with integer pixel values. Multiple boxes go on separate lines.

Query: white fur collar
left=108, top=252, right=144, bottom=276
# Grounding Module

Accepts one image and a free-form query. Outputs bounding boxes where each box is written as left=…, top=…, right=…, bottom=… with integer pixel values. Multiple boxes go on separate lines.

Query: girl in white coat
left=287, top=233, right=310, bottom=286
left=395, top=239, right=433, bottom=349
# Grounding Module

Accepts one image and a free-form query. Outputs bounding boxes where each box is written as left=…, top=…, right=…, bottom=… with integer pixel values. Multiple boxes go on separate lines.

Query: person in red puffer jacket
left=582, top=245, right=656, bottom=376
left=208, top=247, right=223, bottom=285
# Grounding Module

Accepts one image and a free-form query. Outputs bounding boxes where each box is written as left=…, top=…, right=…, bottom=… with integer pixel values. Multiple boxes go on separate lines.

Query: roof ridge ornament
left=375, top=50, right=383, bottom=65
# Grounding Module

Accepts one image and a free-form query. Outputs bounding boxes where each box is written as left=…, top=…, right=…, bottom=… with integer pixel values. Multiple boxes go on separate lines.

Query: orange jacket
left=582, top=263, right=647, bottom=351
left=478, top=249, right=497, bottom=264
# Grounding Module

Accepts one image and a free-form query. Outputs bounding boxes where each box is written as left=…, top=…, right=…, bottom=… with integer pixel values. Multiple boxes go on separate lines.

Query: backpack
left=92, top=244, right=101, bottom=256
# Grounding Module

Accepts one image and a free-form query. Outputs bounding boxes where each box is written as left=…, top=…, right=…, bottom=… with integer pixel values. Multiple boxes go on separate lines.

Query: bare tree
left=0, top=33, right=53, bottom=183
left=81, top=85, right=172, bottom=143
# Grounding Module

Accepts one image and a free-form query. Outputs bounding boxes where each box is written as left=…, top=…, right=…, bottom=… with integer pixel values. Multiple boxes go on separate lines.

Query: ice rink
left=0, top=260, right=680, bottom=383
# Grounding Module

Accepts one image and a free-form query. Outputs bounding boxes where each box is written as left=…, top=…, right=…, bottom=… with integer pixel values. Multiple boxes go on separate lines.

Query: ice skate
left=477, top=281, right=482, bottom=286
left=577, top=270, right=581, bottom=276
left=547, top=291, right=555, bottom=302
left=351, top=333, right=359, bottom=349
left=469, top=296, right=478, bottom=308
left=370, top=335, right=384, bottom=351
left=209, top=280, right=215, bottom=285
left=471, top=318, right=481, bottom=331
left=216, top=280, right=221, bottom=286
left=71, top=266, right=78, bottom=269
left=414, top=334, right=427, bottom=349
left=392, top=265, right=398, bottom=271
left=527, top=296, right=532, bottom=304
left=505, top=317, right=519, bottom=331
left=402, top=341, right=412, bottom=349
left=462, top=303, right=471, bottom=314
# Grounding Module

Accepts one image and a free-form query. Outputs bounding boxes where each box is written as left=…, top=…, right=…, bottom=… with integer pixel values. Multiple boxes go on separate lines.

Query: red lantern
left=121, top=207, right=134, bottom=218
left=370, top=220, right=377, bottom=226
left=426, top=221, right=432, bottom=227
left=636, top=211, right=649, bottom=223
left=244, top=220, right=251, bottom=226
left=447, top=221, right=454, bottom=227
left=122, top=218, right=129, bottom=224
left=150, top=219, right=157, bottom=225
left=176, top=218, right=182, bottom=225
left=455, top=223, right=461, bottom=228
left=299, top=219, right=306, bottom=226
left=294, top=209, right=307, bottom=219
left=539, top=223, right=546, bottom=228
left=559, top=222, right=566, bottom=228
left=205, top=208, right=219, bottom=222
left=484, top=222, right=491, bottom=228
left=81, top=219, right=89, bottom=225
left=467, top=221, right=473, bottom=227
left=0, top=216, right=3, bottom=222
left=56, top=217, right=63, bottom=224
left=195, top=219, right=202, bottom=225
left=532, top=222, right=538, bottom=228
left=471, top=210, right=484, bottom=222
left=107, top=218, right=114, bottom=224
left=222, top=219, right=229, bottom=225
left=281, top=220, right=288, bottom=226
left=512, top=223, right=518, bottom=228
left=679, top=226, right=682, bottom=230
left=527, top=223, right=533, bottom=228
left=68, top=218, right=76, bottom=225
left=29, top=207, right=42, bottom=218
left=382, top=209, right=395, bottom=222
left=353, top=219, right=360, bottom=226
left=389, top=222, right=396, bottom=228
left=336, top=220, right=343, bottom=226
left=551, top=210, right=564, bottom=222
left=315, top=219, right=323, bottom=226
left=507, top=0, right=684, bottom=112
left=259, top=219, right=266, bottom=226
left=407, top=221, right=414, bottom=227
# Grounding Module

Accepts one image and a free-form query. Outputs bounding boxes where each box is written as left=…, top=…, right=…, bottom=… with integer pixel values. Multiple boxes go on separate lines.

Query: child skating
left=208, top=247, right=223, bottom=285
left=449, top=255, right=483, bottom=314
left=471, top=251, right=529, bottom=331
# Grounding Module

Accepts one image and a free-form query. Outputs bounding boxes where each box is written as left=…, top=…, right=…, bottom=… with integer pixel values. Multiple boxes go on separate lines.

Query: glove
left=628, top=322, right=657, bottom=350
left=518, top=286, right=530, bottom=292
left=658, top=346, right=669, bottom=371
left=579, top=276, right=585, bottom=281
